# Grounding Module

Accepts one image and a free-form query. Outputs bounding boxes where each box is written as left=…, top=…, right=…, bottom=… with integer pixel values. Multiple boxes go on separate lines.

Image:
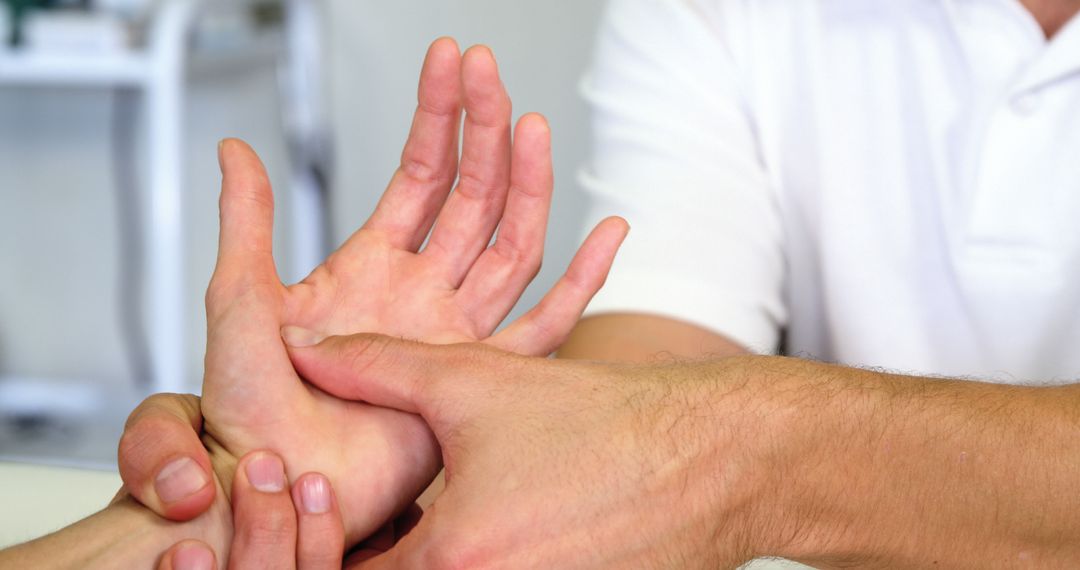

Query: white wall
left=0, top=1, right=608, bottom=393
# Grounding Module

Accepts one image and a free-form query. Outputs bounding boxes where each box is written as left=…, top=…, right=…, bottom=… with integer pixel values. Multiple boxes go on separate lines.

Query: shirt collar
left=942, top=0, right=1080, bottom=93
left=1015, top=11, right=1080, bottom=92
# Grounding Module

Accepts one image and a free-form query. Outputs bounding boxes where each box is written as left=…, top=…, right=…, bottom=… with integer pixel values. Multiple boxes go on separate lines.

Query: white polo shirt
left=580, top=0, right=1080, bottom=382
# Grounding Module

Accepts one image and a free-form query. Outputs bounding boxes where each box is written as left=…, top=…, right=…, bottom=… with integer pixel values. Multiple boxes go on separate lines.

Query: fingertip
left=293, top=472, right=346, bottom=569
left=419, top=37, right=464, bottom=108
left=216, top=138, right=251, bottom=169
left=293, top=472, right=335, bottom=515
left=238, top=451, right=287, bottom=495
left=602, top=215, right=631, bottom=241
left=159, top=477, right=217, bottom=521
left=229, top=451, right=298, bottom=569
left=426, top=37, right=463, bottom=69
left=281, top=325, right=328, bottom=349
left=431, top=36, right=461, bottom=55
left=463, top=43, right=496, bottom=62
left=608, top=215, right=630, bottom=232
left=589, top=216, right=631, bottom=248
left=155, top=456, right=211, bottom=502
left=462, top=44, right=501, bottom=83
left=118, top=397, right=216, bottom=521
left=160, top=540, right=216, bottom=570
left=516, top=112, right=551, bottom=136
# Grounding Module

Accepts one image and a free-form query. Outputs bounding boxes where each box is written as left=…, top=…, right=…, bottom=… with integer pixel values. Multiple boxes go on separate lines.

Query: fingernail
left=217, top=139, right=227, bottom=172
left=155, top=457, right=209, bottom=504
left=281, top=326, right=326, bottom=348
left=300, top=475, right=332, bottom=514
left=173, top=543, right=214, bottom=570
left=246, top=453, right=286, bottom=493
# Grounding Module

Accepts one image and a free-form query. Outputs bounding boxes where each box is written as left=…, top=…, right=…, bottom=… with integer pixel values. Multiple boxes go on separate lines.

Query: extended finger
left=230, top=451, right=297, bottom=570
left=422, top=45, right=514, bottom=284
left=118, top=394, right=215, bottom=521
left=157, top=540, right=217, bottom=570
left=292, top=473, right=345, bottom=570
left=209, top=139, right=282, bottom=308
left=488, top=217, right=629, bottom=356
left=454, top=113, right=554, bottom=333
left=361, top=37, right=464, bottom=251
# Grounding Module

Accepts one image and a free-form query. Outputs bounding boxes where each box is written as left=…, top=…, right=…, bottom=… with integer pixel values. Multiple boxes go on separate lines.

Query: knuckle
left=527, top=256, right=543, bottom=279
left=455, top=171, right=498, bottom=201
left=118, top=416, right=176, bottom=480
left=299, top=544, right=341, bottom=567
left=204, top=279, right=224, bottom=315
left=341, top=334, right=391, bottom=377
left=401, top=156, right=450, bottom=187
left=125, top=393, right=200, bottom=430
left=205, top=275, right=281, bottom=320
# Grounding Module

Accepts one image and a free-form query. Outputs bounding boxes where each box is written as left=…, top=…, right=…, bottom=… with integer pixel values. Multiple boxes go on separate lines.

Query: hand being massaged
left=117, top=36, right=628, bottom=563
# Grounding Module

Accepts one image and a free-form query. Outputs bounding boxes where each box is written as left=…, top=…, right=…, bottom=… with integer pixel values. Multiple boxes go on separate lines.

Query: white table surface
left=0, top=462, right=122, bottom=548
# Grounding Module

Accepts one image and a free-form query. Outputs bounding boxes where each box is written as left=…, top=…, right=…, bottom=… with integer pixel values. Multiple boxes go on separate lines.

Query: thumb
left=208, top=138, right=281, bottom=309
left=282, top=329, right=459, bottom=416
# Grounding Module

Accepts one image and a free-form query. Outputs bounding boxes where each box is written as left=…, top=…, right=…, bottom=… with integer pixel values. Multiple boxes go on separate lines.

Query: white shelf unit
left=0, top=0, right=330, bottom=403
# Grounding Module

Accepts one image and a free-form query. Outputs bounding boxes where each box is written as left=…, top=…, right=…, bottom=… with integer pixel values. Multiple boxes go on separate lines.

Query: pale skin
left=134, top=37, right=626, bottom=550
left=0, top=37, right=626, bottom=568
left=7, top=2, right=1080, bottom=567
left=259, top=3, right=1080, bottom=567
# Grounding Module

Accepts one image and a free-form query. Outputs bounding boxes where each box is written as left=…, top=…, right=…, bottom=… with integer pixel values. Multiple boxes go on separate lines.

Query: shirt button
left=1011, top=92, right=1042, bottom=116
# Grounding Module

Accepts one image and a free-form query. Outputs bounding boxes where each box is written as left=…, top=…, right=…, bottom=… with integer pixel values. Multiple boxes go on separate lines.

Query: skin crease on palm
left=199, top=37, right=629, bottom=548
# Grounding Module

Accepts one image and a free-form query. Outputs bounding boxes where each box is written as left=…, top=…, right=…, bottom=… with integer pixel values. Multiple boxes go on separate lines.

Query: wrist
left=1, top=489, right=233, bottom=569
left=113, top=491, right=235, bottom=566
left=649, top=356, right=790, bottom=566
left=696, top=356, right=869, bottom=565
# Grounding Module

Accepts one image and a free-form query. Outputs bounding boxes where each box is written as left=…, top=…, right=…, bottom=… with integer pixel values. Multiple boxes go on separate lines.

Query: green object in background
left=4, top=0, right=89, bottom=47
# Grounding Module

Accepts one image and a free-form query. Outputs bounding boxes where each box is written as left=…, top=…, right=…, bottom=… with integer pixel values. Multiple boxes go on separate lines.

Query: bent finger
left=118, top=394, right=215, bottom=521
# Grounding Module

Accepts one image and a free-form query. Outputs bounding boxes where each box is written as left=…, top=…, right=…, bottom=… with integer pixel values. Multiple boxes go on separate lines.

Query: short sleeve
left=579, top=0, right=786, bottom=353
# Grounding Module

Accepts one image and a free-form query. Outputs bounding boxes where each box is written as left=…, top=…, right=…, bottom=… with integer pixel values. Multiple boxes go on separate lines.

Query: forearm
left=559, top=314, right=749, bottom=362
left=0, top=493, right=231, bottom=569
left=732, top=356, right=1080, bottom=568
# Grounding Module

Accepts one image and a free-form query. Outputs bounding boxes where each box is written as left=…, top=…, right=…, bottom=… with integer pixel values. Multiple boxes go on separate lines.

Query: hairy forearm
left=0, top=493, right=231, bottom=569
left=731, top=356, right=1080, bottom=568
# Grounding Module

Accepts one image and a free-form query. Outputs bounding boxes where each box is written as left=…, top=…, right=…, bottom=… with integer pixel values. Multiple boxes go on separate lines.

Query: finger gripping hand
left=118, top=394, right=217, bottom=521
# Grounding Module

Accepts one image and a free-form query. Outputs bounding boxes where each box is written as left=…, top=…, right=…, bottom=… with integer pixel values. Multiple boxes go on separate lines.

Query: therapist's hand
left=158, top=450, right=424, bottom=570
left=118, top=37, right=628, bottom=548
left=283, top=334, right=767, bottom=569
left=157, top=450, right=345, bottom=570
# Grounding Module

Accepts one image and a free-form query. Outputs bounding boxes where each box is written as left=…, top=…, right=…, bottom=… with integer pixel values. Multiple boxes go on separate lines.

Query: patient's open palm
left=200, top=39, right=627, bottom=546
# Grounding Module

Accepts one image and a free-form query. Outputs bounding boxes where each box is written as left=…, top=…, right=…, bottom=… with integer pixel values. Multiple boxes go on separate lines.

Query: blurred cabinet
left=0, top=0, right=329, bottom=462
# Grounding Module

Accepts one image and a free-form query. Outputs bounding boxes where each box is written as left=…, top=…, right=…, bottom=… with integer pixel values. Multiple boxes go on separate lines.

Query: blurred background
left=0, top=0, right=606, bottom=539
